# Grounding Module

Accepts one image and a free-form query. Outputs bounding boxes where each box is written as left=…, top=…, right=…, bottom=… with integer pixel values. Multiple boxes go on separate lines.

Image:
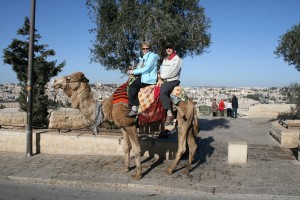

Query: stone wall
left=269, top=121, right=299, bottom=148
left=246, top=104, right=296, bottom=118
left=0, top=110, right=26, bottom=127
left=48, top=108, right=91, bottom=129
left=0, top=129, right=177, bottom=159
left=0, top=108, right=91, bottom=130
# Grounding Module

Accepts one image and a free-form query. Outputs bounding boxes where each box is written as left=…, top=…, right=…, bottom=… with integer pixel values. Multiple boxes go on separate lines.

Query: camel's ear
left=82, top=77, right=89, bottom=83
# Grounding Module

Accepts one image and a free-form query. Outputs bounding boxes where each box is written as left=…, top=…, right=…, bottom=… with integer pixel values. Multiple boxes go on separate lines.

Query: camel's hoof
left=122, top=167, right=129, bottom=172
left=131, top=173, right=142, bottom=180
left=165, top=168, right=173, bottom=175
left=183, top=170, right=191, bottom=177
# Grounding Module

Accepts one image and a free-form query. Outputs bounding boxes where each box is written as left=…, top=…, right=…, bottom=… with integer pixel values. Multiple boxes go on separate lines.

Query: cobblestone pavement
left=0, top=117, right=299, bottom=198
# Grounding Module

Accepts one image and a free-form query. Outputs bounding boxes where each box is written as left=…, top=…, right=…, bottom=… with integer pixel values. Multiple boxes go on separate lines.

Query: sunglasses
left=166, top=47, right=173, bottom=49
left=142, top=48, right=149, bottom=50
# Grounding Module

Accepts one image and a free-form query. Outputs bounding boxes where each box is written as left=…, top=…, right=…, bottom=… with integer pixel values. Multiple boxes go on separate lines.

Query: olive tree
left=86, top=0, right=211, bottom=72
left=275, top=22, right=300, bottom=72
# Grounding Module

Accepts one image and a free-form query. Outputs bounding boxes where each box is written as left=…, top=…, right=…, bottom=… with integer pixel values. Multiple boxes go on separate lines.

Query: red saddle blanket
left=138, top=97, right=166, bottom=124
left=112, top=82, right=165, bottom=124
left=112, top=82, right=129, bottom=106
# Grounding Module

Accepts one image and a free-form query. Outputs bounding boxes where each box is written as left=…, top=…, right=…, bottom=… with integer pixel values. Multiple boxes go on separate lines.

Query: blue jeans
left=232, top=107, right=238, bottom=118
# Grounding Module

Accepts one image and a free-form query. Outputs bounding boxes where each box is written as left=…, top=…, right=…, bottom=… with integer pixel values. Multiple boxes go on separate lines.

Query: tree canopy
left=3, top=17, right=65, bottom=127
left=274, top=22, right=300, bottom=72
left=86, top=0, right=211, bottom=73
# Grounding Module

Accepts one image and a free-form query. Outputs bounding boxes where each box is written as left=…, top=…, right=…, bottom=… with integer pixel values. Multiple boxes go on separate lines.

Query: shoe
left=126, top=109, right=138, bottom=117
left=164, top=116, right=174, bottom=126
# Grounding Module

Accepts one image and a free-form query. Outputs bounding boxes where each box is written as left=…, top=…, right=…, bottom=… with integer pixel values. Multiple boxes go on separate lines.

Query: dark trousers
left=232, top=107, right=238, bottom=118
left=219, top=110, right=224, bottom=117
left=160, top=80, right=180, bottom=110
left=128, top=76, right=150, bottom=106
left=227, top=108, right=232, bottom=117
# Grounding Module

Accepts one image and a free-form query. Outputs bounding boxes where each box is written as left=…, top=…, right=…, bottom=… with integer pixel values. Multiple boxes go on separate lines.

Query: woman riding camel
left=126, top=41, right=159, bottom=117
left=159, top=42, right=182, bottom=126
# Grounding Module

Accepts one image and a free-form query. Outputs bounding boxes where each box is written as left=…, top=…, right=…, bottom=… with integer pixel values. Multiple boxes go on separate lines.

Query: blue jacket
left=133, top=51, right=159, bottom=84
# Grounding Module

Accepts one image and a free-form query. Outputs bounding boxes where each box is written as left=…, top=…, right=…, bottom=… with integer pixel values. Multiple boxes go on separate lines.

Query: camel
left=53, top=72, right=199, bottom=179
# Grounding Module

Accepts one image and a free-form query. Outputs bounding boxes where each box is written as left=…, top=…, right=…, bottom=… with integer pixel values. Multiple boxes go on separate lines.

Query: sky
left=0, top=0, right=299, bottom=87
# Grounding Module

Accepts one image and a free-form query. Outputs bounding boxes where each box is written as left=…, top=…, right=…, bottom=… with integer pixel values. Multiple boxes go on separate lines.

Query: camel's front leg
left=121, top=127, right=131, bottom=172
left=124, top=126, right=142, bottom=180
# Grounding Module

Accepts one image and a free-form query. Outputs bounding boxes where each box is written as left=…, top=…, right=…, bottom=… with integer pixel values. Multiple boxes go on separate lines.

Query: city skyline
left=1, top=0, right=300, bottom=87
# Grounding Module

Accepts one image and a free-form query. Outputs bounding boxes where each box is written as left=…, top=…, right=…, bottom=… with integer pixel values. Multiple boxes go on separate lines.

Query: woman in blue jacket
left=126, top=41, right=159, bottom=117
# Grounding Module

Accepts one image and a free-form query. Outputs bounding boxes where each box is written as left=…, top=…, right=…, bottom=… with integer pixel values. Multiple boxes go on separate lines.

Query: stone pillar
left=228, top=141, right=248, bottom=164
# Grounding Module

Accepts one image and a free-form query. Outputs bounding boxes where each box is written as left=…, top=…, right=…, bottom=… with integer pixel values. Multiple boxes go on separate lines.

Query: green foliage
left=274, top=22, right=300, bottom=72
left=279, top=82, right=300, bottom=119
left=86, top=0, right=211, bottom=73
left=280, top=82, right=300, bottom=104
left=245, top=93, right=262, bottom=101
left=3, top=17, right=65, bottom=127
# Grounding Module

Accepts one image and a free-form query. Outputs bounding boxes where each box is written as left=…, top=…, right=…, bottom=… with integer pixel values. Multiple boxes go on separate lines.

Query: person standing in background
left=226, top=99, right=233, bottom=118
left=232, top=94, right=239, bottom=118
left=218, top=99, right=225, bottom=117
left=211, top=98, right=218, bottom=117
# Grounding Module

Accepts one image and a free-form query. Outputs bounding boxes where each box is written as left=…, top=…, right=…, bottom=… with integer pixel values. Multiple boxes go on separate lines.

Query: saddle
left=112, top=82, right=187, bottom=124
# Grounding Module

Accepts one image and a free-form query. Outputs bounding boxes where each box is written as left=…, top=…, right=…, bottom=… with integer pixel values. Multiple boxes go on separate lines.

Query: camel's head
left=53, top=72, right=89, bottom=91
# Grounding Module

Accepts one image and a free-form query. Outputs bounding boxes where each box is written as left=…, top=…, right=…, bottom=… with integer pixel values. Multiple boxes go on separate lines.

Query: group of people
left=211, top=94, right=238, bottom=118
left=126, top=41, right=182, bottom=126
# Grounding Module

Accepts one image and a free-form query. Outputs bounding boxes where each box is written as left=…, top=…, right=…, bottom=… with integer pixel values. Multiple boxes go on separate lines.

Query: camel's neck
left=68, top=83, right=96, bottom=122
left=101, top=95, right=113, bottom=121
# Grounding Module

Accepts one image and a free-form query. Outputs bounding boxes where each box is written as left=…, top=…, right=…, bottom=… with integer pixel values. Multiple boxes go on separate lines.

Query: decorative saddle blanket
left=112, top=82, right=187, bottom=110
left=170, top=86, right=188, bottom=104
left=138, top=85, right=156, bottom=112
left=112, top=81, right=160, bottom=112
left=112, top=82, right=129, bottom=106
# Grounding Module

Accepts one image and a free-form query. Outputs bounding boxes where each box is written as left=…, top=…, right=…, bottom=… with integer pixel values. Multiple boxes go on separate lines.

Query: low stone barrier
left=246, top=104, right=296, bottom=118
left=0, top=108, right=92, bottom=130
left=278, top=119, right=300, bottom=129
left=0, top=110, right=26, bottom=128
left=269, top=121, right=299, bottom=148
left=48, top=108, right=92, bottom=130
left=0, top=129, right=177, bottom=160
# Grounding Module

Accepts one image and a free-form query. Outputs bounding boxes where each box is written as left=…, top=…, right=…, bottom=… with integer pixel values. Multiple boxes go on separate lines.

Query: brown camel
left=53, top=72, right=199, bottom=179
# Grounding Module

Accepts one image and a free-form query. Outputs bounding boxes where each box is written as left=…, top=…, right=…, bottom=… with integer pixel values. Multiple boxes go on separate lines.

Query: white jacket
left=160, top=54, right=182, bottom=82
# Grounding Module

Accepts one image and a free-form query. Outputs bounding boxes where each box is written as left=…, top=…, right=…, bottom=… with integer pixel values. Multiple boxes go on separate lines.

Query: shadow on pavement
left=189, top=136, right=215, bottom=172
left=199, top=118, right=230, bottom=131
left=138, top=117, right=231, bottom=177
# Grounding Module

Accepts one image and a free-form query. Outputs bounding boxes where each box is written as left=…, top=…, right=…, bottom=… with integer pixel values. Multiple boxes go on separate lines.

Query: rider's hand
left=127, top=70, right=133, bottom=75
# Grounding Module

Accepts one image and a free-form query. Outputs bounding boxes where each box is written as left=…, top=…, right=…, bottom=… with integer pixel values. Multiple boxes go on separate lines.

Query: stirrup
left=126, top=110, right=138, bottom=117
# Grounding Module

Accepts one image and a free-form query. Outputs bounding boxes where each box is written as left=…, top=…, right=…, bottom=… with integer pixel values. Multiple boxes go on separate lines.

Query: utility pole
left=26, top=0, right=36, bottom=157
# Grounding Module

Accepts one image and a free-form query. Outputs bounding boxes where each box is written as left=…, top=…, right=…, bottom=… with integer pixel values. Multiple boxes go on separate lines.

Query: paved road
left=0, top=117, right=299, bottom=198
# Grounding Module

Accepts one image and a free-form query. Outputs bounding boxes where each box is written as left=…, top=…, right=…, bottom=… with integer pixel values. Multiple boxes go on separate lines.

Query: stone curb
left=1, top=175, right=300, bottom=199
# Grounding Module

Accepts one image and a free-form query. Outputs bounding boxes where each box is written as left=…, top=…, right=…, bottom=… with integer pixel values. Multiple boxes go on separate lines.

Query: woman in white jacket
left=159, top=43, right=182, bottom=126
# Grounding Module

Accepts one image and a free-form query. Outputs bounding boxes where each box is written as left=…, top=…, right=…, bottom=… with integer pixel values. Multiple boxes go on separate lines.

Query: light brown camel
left=53, top=72, right=199, bottom=180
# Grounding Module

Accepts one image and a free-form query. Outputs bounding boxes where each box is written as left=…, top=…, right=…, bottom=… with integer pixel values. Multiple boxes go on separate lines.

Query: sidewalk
left=0, top=117, right=299, bottom=198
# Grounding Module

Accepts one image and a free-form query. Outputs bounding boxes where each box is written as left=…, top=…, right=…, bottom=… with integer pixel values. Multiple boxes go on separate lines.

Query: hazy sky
left=0, top=0, right=299, bottom=87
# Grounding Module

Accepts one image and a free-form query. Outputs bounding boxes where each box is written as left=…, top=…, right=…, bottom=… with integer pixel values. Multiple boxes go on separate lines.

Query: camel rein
left=92, top=101, right=104, bottom=132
